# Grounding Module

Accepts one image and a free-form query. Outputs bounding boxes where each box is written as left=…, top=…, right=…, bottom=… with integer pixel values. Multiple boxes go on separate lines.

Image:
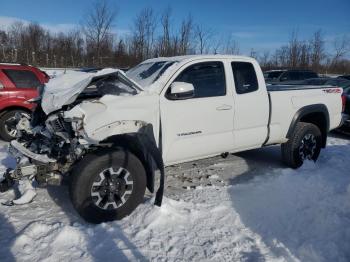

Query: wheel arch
left=287, top=104, right=329, bottom=148
left=98, top=125, right=164, bottom=206
left=0, top=106, right=32, bottom=118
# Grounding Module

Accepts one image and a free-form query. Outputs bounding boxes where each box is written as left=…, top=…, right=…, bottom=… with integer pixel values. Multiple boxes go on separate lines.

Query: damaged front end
left=0, top=69, right=164, bottom=214
left=0, top=105, right=89, bottom=195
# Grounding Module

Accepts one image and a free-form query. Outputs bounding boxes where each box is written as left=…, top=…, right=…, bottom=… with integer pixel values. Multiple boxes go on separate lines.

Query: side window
left=231, top=62, right=259, bottom=94
left=174, top=62, right=226, bottom=98
left=280, top=72, right=289, bottom=81
left=281, top=71, right=302, bottom=81
left=303, top=72, right=317, bottom=79
left=2, top=69, right=41, bottom=88
left=290, top=72, right=301, bottom=81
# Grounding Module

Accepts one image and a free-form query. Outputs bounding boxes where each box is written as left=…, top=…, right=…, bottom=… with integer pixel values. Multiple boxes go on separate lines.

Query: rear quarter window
left=231, top=62, right=259, bottom=94
left=3, top=69, right=41, bottom=88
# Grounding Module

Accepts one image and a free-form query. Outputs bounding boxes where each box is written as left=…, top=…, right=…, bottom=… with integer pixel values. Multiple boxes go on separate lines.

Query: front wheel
left=281, top=122, right=322, bottom=169
left=70, top=148, right=147, bottom=223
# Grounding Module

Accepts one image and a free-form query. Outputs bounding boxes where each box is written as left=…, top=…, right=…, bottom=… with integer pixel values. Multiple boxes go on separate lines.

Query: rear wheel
left=281, top=122, right=322, bottom=169
left=0, top=110, right=30, bottom=141
left=70, top=148, right=147, bottom=223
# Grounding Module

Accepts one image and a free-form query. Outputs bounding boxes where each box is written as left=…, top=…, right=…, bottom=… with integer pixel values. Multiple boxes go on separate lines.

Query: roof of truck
left=144, top=54, right=256, bottom=64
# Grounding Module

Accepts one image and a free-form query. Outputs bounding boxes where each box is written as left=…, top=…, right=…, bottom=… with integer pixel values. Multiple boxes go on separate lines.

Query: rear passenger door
left=231, top=61, right=269, bottom=150
left=2, top=69, right=40, bottom=100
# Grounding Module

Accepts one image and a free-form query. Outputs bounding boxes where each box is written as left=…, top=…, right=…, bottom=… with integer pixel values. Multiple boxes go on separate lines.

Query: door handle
left=216, top=104, right=232, bottom=111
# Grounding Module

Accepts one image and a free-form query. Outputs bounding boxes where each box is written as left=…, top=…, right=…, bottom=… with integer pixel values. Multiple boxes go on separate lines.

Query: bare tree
left=299, top=41, right=311, bottom=68
left=83, top=0, right=116, bottom=65
left=132, top=7, right=157, bottom=60
left=159, top=7, right=172, bottom=56
left=179, top=15, right=193, bottom=55
left=259, top=51, right=270, bottom=67
left=309, top=30, right=326, bottom=71
left=0, top=30, right=8, bottom=61
left=332, top=35, right=350, bottom=65
left=288, top=31, right=301, bottom=67
left=195, top=24, right=212, bottom=54
left=222, top=35, right=240, bottom=55
left=1, top=8, right=350, bottom=74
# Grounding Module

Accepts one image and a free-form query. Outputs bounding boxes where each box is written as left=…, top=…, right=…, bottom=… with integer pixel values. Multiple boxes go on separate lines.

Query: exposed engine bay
left=6, top=105, right=86, bottom=187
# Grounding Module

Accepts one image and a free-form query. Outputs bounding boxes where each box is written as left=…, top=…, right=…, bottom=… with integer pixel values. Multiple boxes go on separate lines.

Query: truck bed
left=265, top=84, right=342, bottom=146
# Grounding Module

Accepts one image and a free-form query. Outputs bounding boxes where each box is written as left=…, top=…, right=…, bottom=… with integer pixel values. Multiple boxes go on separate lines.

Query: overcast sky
left=1, top=0, right=349, bottom=55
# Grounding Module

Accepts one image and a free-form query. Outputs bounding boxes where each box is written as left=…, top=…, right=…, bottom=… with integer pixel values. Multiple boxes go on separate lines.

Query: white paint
left=42, top=55, right=342, bottom=166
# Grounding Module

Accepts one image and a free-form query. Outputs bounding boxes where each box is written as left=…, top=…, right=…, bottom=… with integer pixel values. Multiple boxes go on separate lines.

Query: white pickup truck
left=0, top=55, right=343, bottom=223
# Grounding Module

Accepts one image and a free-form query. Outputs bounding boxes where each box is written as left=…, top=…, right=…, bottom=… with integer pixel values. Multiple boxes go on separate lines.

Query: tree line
left=0, top=0, right=349, bottom=74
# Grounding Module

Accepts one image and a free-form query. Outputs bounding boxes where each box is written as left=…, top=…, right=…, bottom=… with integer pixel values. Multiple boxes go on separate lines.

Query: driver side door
left=160, top=61, right=235, bottom=165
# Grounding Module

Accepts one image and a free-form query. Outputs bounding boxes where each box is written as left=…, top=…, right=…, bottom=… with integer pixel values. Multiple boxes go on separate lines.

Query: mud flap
left=138, top=136, right=164, bottom=206
left=137, top=126, right=165, bottom=207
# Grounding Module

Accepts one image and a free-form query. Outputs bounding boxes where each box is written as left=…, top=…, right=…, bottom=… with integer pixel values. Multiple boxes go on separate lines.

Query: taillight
left=341, top=94, right=346, bottom=112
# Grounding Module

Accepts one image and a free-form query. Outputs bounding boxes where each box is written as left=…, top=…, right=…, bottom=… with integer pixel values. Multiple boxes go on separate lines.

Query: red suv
left=0, top=63, right=49, bottom=141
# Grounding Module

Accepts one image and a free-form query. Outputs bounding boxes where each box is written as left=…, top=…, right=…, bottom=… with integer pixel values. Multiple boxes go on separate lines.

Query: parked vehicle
left=264, top=69, right=318, bottom=84
left=0, top=55, right=343, bottom=223
left=294, top=78, right=350, bottom=131
left=0, top=63, right=49, bottom=141
left=78, top=67, right=103, bottom=73
left=340, top=87, right=350, bottom=130
left=338, top=75, right=350, bottom=81
left=298, top=77, right=350, bottom=89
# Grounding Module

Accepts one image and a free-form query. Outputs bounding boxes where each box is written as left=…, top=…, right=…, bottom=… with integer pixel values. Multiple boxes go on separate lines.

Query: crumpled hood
left=41, top=68, right=143, bottom=114
left=63, top=93, right=160, bottom=142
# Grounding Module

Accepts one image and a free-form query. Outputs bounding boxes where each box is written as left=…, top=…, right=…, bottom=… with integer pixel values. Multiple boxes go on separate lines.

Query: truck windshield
left=126, top=61, right=176, bottom=87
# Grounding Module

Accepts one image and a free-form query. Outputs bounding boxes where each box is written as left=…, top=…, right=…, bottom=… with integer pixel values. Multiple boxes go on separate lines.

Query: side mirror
left=167, top=82, right=195, bottom=100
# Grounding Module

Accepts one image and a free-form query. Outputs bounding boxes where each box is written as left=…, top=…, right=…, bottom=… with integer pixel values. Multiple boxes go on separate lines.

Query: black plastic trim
left=262, top=92, right=272, bottom=146
left=287, top=104, right=329, bottom=148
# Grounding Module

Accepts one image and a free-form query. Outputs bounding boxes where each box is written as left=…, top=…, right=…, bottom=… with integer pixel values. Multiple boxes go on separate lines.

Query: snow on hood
left=41, top=68, right=143, bottom=114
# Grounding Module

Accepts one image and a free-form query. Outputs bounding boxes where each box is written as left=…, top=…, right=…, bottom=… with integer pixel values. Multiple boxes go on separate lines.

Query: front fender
left=101, top=124, right=164, bottom=206
left=91, top=120, right=148, bottom=142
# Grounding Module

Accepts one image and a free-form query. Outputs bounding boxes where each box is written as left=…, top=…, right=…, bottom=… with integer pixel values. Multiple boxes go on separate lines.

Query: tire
left=69, top=148, right=147, bottom=224
left=0, top=110, right=29, bottom=142
left=281, top=122, right=322, bottom=169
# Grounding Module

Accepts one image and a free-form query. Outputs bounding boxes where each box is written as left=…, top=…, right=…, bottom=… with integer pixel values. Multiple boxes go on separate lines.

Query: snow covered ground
left=0, top=134, right=350, bottom=261
left=39, top=68, right=78, bottom=78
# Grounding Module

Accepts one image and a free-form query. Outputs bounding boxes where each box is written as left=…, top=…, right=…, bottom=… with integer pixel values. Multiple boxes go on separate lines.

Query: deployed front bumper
left=0, top=140, right=63, bottom=190
left=9, top=140, right=56, bottom=164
